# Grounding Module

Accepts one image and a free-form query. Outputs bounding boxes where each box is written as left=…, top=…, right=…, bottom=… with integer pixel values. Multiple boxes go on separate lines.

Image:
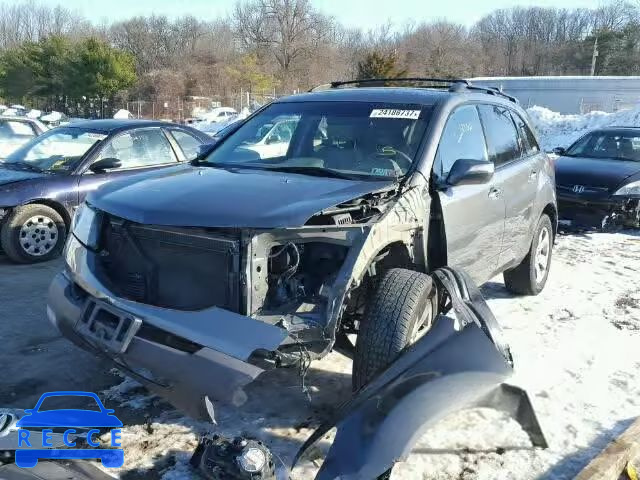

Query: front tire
left=352, top=268, right=437, bottom=391
left=503, top=214, right=553, bottom=295
left=0, top=204, right=66, bottom=263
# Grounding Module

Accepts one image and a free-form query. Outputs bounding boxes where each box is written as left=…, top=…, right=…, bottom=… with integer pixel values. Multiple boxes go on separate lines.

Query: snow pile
left=98, top=231, right=640, bottom=480
left=113, top=109, right=134, bottom=120
left=40, top=111, right=62, bottom=122
left=527, top=105, right=640, bottom=151
left=102, top=369, right=157, bottom=409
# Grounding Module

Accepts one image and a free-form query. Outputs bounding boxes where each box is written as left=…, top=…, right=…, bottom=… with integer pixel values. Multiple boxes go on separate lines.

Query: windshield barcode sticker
left=370, top=109, right=421, bottom=119
left=86, top=133, right=108, bottom=140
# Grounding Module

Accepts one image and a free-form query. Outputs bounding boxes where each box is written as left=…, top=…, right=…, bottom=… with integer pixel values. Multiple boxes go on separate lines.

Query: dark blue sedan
left=0, top=119, right=210, bottom=263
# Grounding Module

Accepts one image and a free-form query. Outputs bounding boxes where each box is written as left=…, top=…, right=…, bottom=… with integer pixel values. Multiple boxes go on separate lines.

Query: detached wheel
left=0, top=204, right=66, bottom=263
left=503, top=214, right=553, bottom=295
left=352, top=268, right=437, bottom=391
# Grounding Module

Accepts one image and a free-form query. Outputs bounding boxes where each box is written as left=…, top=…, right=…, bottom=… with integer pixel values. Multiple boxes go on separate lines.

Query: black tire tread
left=353, top=268, right=435, bottom=391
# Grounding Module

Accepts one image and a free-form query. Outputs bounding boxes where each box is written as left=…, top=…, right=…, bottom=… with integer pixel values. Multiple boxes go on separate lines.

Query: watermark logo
left=15, top=391, right=123, bottom=468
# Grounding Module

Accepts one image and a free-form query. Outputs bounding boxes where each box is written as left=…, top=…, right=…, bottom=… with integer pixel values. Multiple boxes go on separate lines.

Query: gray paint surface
left=471, top=76, right=640, bottom=114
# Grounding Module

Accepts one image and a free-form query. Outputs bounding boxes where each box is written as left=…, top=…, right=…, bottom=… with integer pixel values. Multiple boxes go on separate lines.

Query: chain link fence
left=115, top=90, right=291, bottom=123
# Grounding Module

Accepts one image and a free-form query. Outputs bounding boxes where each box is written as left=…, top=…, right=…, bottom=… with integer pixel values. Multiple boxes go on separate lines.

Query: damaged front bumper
left=48, top=235, right=289, bottom=417
left=293, top=267, right=547, bottom=480
left=558, top=192, right=640, bottom=229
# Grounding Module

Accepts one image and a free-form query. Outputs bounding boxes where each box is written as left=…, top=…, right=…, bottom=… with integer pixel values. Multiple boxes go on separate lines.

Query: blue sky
left=45, top=0, right=601, bottom=28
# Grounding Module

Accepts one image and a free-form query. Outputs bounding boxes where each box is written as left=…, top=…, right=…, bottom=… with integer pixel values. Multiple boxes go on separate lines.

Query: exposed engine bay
left=264, top=242, right=347, bottom=311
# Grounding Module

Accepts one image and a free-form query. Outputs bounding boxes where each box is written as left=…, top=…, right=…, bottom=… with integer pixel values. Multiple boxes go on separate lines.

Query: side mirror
left=446, top=159, right=495, bottom=186
left=89, top=157, right=122, bottom=173
left=552, top=147, right=566, bottom=155
left=196, top=142, right=218, bottom=159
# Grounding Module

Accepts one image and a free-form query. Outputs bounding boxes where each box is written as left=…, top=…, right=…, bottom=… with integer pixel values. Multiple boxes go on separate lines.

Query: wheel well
left=372, top=242, right=414, bottom=276
left=25, top=200, right=72, bottom=228
left=342, top=241, right=414, bottom=330
left=542, top=203, right=557, bottom=239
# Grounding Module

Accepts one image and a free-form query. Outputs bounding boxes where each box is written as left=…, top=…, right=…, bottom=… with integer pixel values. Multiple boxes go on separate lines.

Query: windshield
left=202, top=101, right=431, bottom=179
left=566, top=131, right=640, bottom=162
left=3, top=127, right=106, bottom=172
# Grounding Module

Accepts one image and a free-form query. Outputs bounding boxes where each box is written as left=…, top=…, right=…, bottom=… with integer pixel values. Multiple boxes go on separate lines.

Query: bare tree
left=233, top=0, right=335, bottom=89
left=0, top=1, right=90, bottom=49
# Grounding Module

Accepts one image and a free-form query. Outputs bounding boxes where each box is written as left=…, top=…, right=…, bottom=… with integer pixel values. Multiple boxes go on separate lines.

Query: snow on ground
left=527, top=105, right=640, bottom=151
left=98, top=230, right=640, bottom=480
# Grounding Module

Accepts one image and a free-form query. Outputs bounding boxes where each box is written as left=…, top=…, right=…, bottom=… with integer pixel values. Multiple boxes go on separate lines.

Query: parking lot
left=0, top=257, right=116, bottom=408
left=2, top=230, right=639, bottom=479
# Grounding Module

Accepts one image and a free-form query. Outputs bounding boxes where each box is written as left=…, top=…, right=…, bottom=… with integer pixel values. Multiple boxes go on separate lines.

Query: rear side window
left=434, top=105, right=488, bottom=181
left=170, top=129, right=202, bottom=161
left=478, top=105, right=520, bottom=166
left=511, top=112, right=539, bottom=156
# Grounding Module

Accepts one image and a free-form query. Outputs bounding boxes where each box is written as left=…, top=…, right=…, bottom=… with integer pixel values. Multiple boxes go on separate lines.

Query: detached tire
left=503, top=214, right=553, bottom=296
left=353, top=268, right=437, bottom=391
left=0, top=204, right=66, bottom=264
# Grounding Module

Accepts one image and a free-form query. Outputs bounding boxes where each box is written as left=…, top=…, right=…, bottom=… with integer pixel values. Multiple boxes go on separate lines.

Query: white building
left=470, top=76, right=640, bottom=114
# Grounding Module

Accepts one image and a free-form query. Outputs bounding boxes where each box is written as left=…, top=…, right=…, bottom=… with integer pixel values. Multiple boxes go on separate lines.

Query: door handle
left=488, top=187, right=502, bottom=199
left=528, top=169, right=538, bottom=181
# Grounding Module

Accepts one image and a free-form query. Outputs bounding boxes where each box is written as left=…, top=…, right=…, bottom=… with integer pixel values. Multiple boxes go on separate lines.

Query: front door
left=433, top=104, right=506, bottom=284
left=77, top=127, right=180, bottom=203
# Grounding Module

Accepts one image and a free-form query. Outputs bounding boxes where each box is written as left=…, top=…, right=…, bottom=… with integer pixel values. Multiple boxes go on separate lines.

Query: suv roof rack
left=309, top=77, right=518, bottom=103
left=449, top=83, right=519, bottom=103
left=328, top=77, right=471, bottom=89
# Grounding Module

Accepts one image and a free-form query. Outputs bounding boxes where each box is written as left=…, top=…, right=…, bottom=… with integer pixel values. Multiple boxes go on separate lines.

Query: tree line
left=0, top=0, right=639, bottom=116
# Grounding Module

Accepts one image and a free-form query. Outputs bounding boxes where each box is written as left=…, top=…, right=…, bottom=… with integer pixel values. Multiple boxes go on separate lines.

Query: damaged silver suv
left=48, top=78, right=557, bottom=414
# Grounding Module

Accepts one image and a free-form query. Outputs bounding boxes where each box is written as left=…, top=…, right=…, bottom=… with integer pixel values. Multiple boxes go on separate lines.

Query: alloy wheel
left=534, top=226, right=551, bottom=284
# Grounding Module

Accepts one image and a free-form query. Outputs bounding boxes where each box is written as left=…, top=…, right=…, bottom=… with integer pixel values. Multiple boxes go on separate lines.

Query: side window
left=510, top=111, right=540, bottom=157
left=169, top=129, right=202, bottom=161
left=478, top=105, right=520, bottom=166
left=96, top=129, right=177, bottom=169
left=434, top=105, right=488, bottom=181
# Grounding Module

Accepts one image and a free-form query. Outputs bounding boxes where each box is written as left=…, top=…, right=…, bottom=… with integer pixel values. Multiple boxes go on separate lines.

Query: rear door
left=478, top=105, right=539, bottom=269
left=77, top=127, right=180, bottom=203
left=434, top=104, right=506, bottom=284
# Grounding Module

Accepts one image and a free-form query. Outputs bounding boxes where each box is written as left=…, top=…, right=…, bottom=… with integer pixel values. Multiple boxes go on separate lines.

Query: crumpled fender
left=294, top=267, right=547, bottom=480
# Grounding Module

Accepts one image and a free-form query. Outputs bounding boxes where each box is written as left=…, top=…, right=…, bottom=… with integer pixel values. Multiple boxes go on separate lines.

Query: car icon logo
left=572, top=185, right=585, bottom=194
left=14, top=391, right=124, bottom=469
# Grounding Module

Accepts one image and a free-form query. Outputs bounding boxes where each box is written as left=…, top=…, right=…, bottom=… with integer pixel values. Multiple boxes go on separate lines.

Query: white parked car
left=198, top=107, right=238, bottom=123
left=237, top=117, right=300, bottom=159
left=0, top=116, right=48, bottom=159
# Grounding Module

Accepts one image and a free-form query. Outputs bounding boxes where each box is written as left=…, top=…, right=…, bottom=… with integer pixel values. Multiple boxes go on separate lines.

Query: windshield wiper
left=259, top=165, right=372, bottom=180
left=195, top=162, right=393, bottom=181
